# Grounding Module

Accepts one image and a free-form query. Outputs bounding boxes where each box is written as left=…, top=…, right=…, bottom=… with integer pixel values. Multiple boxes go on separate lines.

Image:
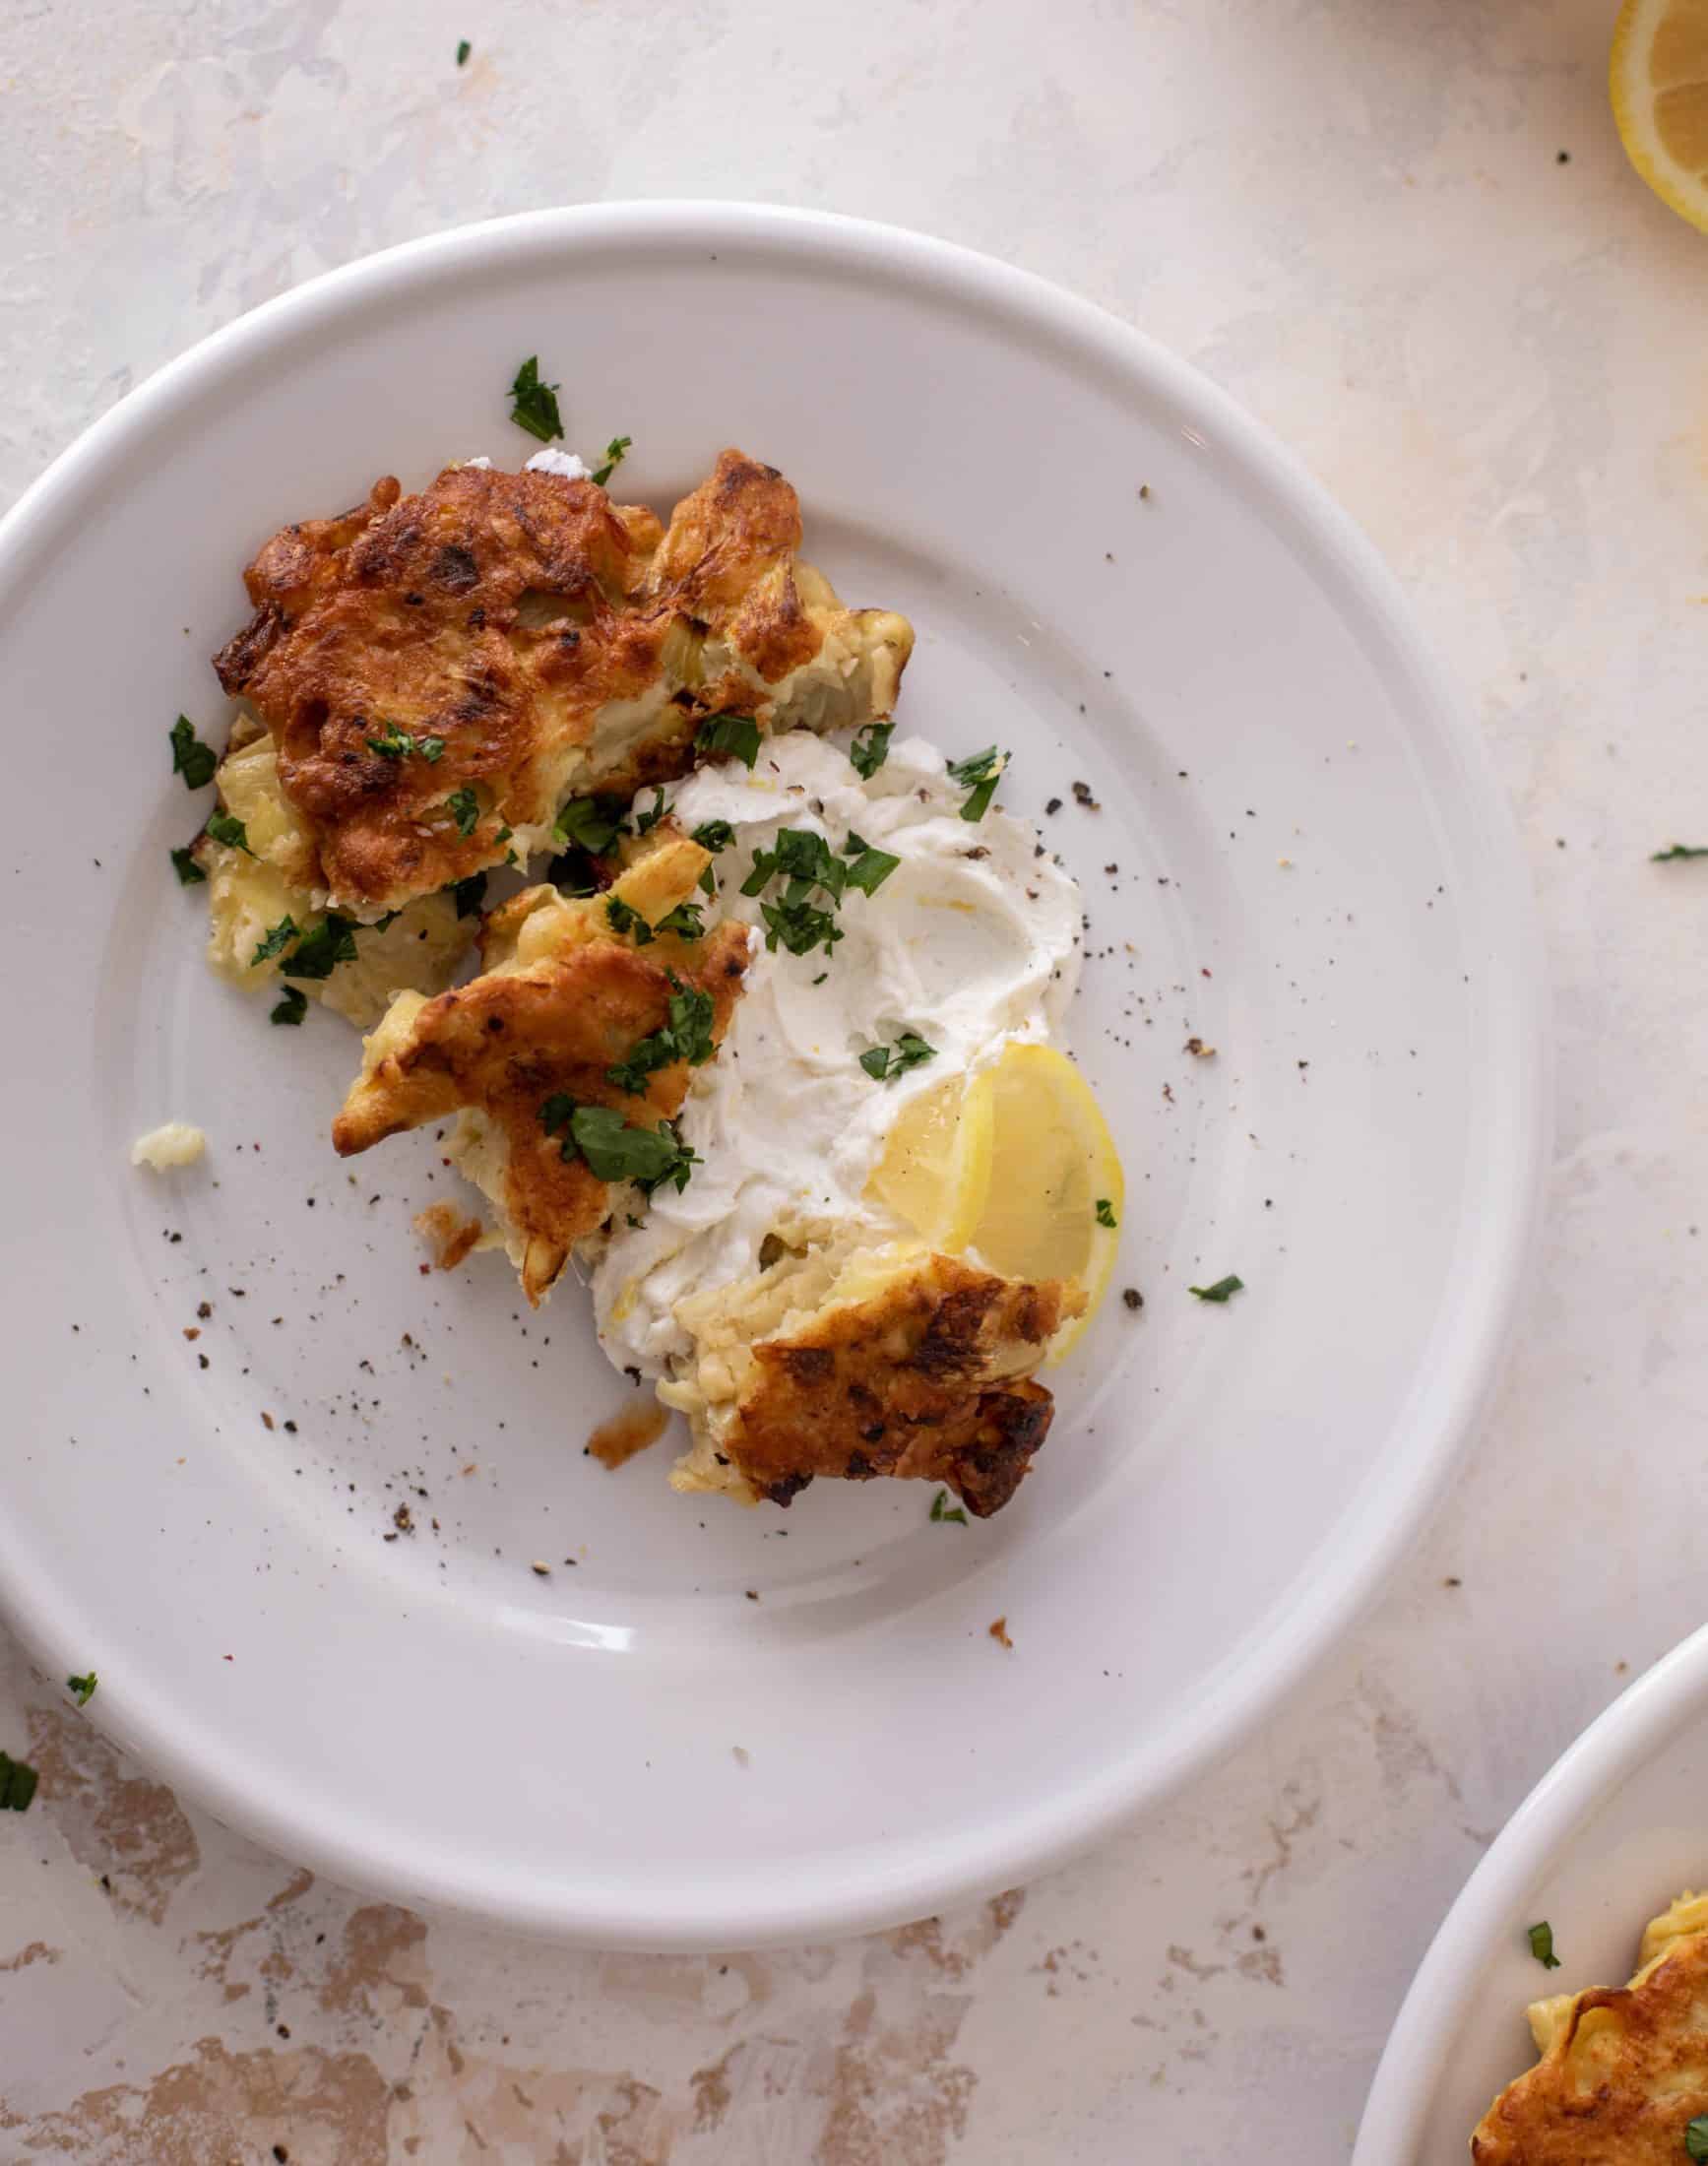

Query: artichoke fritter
left=333, top=836, right=749, bottom=1305
left=1472, top=1891, right=1708, bottom=2161
left=659, top=1238, right=1083, bottom=1515
left=213, top=451, right=914, bottom=914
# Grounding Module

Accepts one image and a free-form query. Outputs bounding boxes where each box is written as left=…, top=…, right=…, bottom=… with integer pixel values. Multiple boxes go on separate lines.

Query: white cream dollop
left=589, top=733, right=1082, bottom=1375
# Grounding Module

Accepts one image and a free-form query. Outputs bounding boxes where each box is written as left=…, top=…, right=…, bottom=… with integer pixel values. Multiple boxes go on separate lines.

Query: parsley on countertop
left=509, top=355, right=564, bottom=444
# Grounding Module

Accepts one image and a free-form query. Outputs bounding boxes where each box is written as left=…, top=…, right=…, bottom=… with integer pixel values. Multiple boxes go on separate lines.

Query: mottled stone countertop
left=4, top=1, right=1705, bottom=2158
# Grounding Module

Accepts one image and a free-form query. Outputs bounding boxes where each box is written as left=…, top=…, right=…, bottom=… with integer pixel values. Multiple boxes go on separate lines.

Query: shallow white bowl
left=1355, top=1623, right=1708, bottom=2159
left=0, top=204, right=1545, bottom=1947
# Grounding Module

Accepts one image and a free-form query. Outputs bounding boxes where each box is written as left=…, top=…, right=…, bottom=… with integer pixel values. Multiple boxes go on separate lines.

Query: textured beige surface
left=6, top=0, right=1708, bottom=2157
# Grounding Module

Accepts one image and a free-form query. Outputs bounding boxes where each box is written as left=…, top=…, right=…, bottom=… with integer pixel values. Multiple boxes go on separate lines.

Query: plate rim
left=1353, top=1622, right=1708, bottom=2159
left=0, top=201, right=1551, bottom=1945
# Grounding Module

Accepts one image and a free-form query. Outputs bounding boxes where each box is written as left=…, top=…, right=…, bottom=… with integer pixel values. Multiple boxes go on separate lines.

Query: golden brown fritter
left=334, top=842, right=749, bottom=1304
left=213, top=451, right=914, bottom=913
left=1472, top=1896, right=1708, bottom=2161
left=664, top=1242, right=1083, bottom=1515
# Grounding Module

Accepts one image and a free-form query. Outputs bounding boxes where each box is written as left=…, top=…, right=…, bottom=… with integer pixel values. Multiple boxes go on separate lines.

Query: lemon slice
left=866, top=1068, right=995, bottom=1251
left=1612, top=0, right=1708, bottom=233
left=965, top=1043, right=1123, bottom=1365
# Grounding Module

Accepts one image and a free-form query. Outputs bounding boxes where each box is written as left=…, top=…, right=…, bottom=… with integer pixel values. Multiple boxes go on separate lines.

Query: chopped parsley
left=251, top=916, right=299, bottom=966
left=65, top=1673, right=96, bottom=1707
left=929, top=1490, right=969, bottom=1526
left=697, top=862, right=716, bottom=897
left=1095, top=1197, right=1118, bottom=1229
left=697, top=714, right=761, bottom=769
left=270, top=986, right=308, bottom=1027
left=654, top=902, right=705, bottom=941
left=445, top=787, right=480, bottom=839
left=634, top=788, right=667, bottom=836
left=690, top=819, right=735, bottom=854
left=948, top=744, right=1008, bottom=822
left=843, top=839, right=901, bottom=896
left=205, top=808, right=253, bottom=857
left=1652, top=844, right=1708, bottom=861
left=456, top=36, right=471, bottom=63
left=509, top=355, right=564, bottom=444
left=1189, top=1274, right=1243, bottom=1303
left=1686, top=2116, right=1708, bottom=2161
left=590, top=435, right=633, bottom=488
left=605, top=895, right=654, bottom=945
left=539, top=1097, right=700, bottom=1192
left=1527, top=1921, right=1561, bottom=1970
left=606, top=977, right=716, bottom=1093
left=849, top=722, right=893, bottom=780
left=761, top=894, right=843, bottom=959
left=774, top=827, right=847, bottom=897
left=553, top=796, right=627, bottom=854
left=281, top=914, right=359, bottom=981
left=451, top=871, right=487, bottom=919
left=168, top=715, right=219, bottom=791
left=859, top=1031, right=937, bottom=1082
left=0, top=1751, right=37, bottom=1812
left=366, top=725, right=446, bottom=762
left=170, top=845, right=206, bottom=886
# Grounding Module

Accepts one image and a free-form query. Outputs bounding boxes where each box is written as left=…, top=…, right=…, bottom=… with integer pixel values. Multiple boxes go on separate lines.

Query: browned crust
left=210, top=452, right=845, bottom=911
left=727, top=1259, right=1075, bottom=1515
left=332, top=921, right=749, bottom=1298
left=1472, top=1931, right=1708, bottom=2161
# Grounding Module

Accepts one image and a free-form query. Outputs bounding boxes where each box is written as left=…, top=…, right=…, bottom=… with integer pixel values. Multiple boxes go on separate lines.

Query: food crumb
left=1122, top=1288, right=1144, bottom=1310
left=1183, top=1037, right=1216, bottom=1058
left=988, top=1616, right=1014, bottom=1650
left=130, top=1121, right=206, bottom=1171
left=531, top=1561, right=550, bottom=1576
left=413, top=1202, right=482, bottom=1273
left=731, top=1745, right=750, bottom=1767
left=260, top=1412, right=274, bottom=1432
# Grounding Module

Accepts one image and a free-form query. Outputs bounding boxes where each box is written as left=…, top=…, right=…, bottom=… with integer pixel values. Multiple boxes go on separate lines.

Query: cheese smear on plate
left=590, top=733, right=1082, bottom=1374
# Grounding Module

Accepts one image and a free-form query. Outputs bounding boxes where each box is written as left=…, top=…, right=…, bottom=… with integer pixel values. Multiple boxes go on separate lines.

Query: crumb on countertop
left=130, top=1121, right=206, bottom=1171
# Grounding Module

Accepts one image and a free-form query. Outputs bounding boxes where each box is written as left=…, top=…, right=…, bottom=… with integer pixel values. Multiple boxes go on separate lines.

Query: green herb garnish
left=281, top=914, right=358, bottom=981
left=1652, top=845, right=1708, bottom=861
left=860, top=1031, right=937, bottom=1082
left=251, top=916, right=298, bottom=967
left=654, top=902, right=705, bottom=941
left=456, top=37, right=471, bottom=63
left=0, top=1751, right=38, bottom=1811
left=948, top=745, right=1008, bottom=822
left=66, top=1673, right=96, bottom=1707
left=366, top=726, right=446, bottom=762
left=1527, top=1921, right=1561, bottom=1970
left=451, top=871, right=487, bottom=920
left=844, top=843, right=901, bottom=896
left=690, top=819, right=735, bottom=854
left=697, top=715, right=761, bottom=769
left=605, top=895, right=653, bottom=945
left=540, top=1100, right=701, bottom=1192
left=270, top=986, right=308, bottom=1027
left=509, top=355, right=564, bottom=444
left=553, top=796, right=627, bottom=854
left=170, top=845, right=207, bottom=886
left=697, top=862, right=716, bottom=897
left=168, top=715, right=219, bottom=791
left=1686, top=2116, right=1708, bottom=2161
left=205, top=809, right=252, bottom=856
left=1189, top=1275, right=1243, bottom=1304
left=445, top=787, right=480, bottom=839
left=590, top=435, right=633, bottom=488
left=1096, top=1198, right=1118, bottom=1229
left=929, top=1490, right=969, bottom=1526
left=634, top=788, right=667, bottom=836
left=606, top=978, right=716, bottom=1094
left=849, top=722, right=893, bottom=780
left=761, top=895, right=843, bottom=959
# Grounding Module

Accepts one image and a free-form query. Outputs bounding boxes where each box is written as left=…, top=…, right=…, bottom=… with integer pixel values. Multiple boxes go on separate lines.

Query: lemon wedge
left=868, top=1042, right=1123, bottom=1366
left=1612, top=0, right=1708, bottom=233
left=866, top=1067, right=995, bottom=1252
left=965, top=1044, right=1123, bottom=1363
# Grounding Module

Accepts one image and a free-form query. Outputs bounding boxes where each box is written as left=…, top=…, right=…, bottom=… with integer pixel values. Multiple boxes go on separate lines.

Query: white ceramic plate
left=1356, top=1624, right=1708, bottom=2159
left=0, top=204, right=1545, bottom=1948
